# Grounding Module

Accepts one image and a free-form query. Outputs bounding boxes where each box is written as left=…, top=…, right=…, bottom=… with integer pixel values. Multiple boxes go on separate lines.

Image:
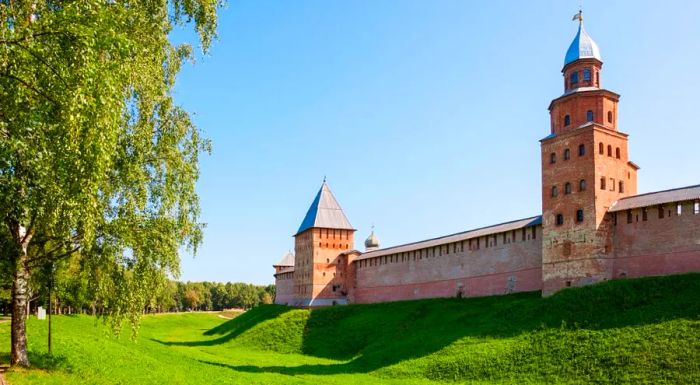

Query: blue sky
left=172, top=1, right=700, bottom=284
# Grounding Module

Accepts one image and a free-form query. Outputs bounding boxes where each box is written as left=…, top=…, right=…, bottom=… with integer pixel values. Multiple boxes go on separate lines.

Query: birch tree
left=0, top=0, right=219, bottom=366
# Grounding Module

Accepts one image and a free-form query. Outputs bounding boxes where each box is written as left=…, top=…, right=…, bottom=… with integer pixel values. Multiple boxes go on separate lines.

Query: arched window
left=586, top=110, right=594, bottom=122
left=564, top=149, right=571, bottom=160
left=599, top=142, right=604, bottom=154
left=583, top=68, right=591, bottom=81
left=607, top=111, right=613, bottom=123
left=576, top=209, right=584, bottom=222
left=579, top=179, right=586, bottom=191
left=596, top=72, right=600, bottom=86
left=600, top=177, right=606, bottom=190
left=550, top=152, right=556, bottom=164
left=564, top=115, right=571, bottom=126
left=556, top=214, right=564, bottom=226
left=565, top=182, right=572, bottom=195
left=571, top=72, right=579, bottom=85
left=607, top=145, right=612, bottom=157
left=551, top=186, right=558, bottom=197
left=615, top=147, right=621, bottom=159
left=578, top=144, right=585, bottom=156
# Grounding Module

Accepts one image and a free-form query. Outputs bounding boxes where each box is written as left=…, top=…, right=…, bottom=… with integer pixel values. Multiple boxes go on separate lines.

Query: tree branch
left=0, top=72, right=59, bottom=105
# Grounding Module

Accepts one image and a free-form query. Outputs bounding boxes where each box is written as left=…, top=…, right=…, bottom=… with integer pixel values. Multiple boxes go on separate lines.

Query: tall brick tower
left=541, top=12, right=639, bottom=295
left=293, top=180, right=355, bottom=306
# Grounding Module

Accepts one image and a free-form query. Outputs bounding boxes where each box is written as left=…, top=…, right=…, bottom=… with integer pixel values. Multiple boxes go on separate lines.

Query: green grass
left=2, top=274, right=699, bottom=384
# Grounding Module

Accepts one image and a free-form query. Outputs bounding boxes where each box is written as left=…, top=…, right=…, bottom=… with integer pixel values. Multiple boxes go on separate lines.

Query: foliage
left=0, top=0, right=220, bottom=365
left=1, top=274, right=699, bottom=384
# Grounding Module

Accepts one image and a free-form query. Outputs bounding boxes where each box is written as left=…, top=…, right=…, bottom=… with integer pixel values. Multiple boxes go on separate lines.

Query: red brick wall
left=274, top=272, right=295, bottom=305
left=612, top=200, right=700, bottom=278
left=351, top=226, right=543, bottom=303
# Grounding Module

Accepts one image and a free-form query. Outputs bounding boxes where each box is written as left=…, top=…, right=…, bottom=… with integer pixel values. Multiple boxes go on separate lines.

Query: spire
left=296, top=180, right=354, bottom=235
left=564, top=10, right=602, bottom=66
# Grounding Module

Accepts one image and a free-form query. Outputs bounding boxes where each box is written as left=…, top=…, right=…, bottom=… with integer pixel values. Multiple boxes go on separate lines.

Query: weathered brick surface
left=351, top=226, right=542, bottom=303
left=612, top=200, right=700, bottom=278
left=273, top=272, right=295, bottom=305
left=293, top=228, right=354, bottom=306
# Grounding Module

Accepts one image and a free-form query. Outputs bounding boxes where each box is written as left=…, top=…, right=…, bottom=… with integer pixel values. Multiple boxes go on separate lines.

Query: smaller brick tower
left=541, top=13, right=639, bottom=294
left=293, top=180, right=355, bottom=306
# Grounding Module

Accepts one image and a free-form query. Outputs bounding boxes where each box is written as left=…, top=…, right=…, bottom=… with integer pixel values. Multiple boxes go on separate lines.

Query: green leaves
left=0, top=0, right=221, bottom=337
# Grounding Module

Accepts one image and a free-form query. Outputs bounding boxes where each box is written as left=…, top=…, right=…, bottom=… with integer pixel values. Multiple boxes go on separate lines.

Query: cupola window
left=564, top=115, right=571, bottom=126
left=586, top=110, right=594, bottom=122
left=616, top=147, right=621, bottom=159
left=607, top=111, right=613, bottom=123
left=583, top=69, right=591, bottom=81
left=570, top=72, right=579, bottom=85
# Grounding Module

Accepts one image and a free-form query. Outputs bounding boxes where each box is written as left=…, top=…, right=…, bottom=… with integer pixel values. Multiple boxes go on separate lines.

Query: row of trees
left=0, top=253, right=275, bottom=315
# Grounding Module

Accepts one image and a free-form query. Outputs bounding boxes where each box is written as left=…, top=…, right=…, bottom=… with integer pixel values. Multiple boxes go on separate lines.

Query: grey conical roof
left=274, top=251, right=295, bottom=267
left=296, top=181, right=354, bottom=235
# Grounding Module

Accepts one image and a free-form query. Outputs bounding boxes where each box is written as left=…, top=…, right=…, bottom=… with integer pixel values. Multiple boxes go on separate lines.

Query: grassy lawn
left=1, top=274, right=699, bottom=384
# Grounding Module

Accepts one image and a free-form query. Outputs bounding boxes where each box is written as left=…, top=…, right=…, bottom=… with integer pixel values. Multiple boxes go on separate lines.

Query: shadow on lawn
left=166, top=274, right=700, bottom=377
left=152, top=305, right=294, bottom=347
left=0, top=352, right=68, bottom=372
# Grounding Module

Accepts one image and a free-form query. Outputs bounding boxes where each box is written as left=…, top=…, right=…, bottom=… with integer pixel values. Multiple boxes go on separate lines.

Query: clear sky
left=171, top=1, right=700, bottom=284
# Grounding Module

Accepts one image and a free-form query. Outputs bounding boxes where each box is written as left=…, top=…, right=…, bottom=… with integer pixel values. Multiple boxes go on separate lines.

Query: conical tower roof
left=273, top=251, right=295, bottom=267
left=296, top=181, right=354, bottom=235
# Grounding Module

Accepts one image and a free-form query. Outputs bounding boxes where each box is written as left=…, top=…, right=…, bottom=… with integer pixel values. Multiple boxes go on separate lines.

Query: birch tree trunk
left=10, top=226, right=32, bottom=367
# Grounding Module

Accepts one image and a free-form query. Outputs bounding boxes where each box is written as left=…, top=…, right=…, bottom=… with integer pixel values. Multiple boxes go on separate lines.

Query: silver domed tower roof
left=364, top=229, right=380, bottom=251
left=564, top=12, right=601, bottom=66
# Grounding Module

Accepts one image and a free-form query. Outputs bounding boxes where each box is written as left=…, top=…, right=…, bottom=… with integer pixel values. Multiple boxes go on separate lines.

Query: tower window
left=695, top=200, right=700, bottom=214
left=583, top=68, right=591, bottom=81
left=550, top=152, right=556, bottom=164
left=616, top=147, right=621, bottom=159
left=677, top=203, right=683, bottom=216
left=608, top=111, right=613, bottom=123
left=600, top=177, right=606, bottom=190
left=599, top=142, right=604, bottom=154
left=579, top=179, right=586, bottom=191
left=642, top=208, right=648, bottom=221
left=571, top=71, right=579, bottom=85
left=564, top=115, right=571, bottom=126
left=555, top=214, right=564, bottom=226
left=576, top=209, right=584, bottom=222
left=658, top=205, right=665, bottom=219
left=610, top=178, right=615, bottom=191
left=607, top=145, right=612, bottom=157
left=618, top=181, right=624, bottom=193
left=551, top=186, right=558, bottom=197
left=627, top=210, right=633, bottom=224
left=586, top=110, right=594, bottom=122
left=565, top=182, right=572, bottom=195
left=578, top=144, right=585, bottom=156
left=564, top=149, right=571, bottom=160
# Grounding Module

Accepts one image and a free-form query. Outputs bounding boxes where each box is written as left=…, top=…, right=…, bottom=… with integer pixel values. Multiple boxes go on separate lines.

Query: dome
left=364, top=231, right=380, bottom=250
left=564, top=19, right=601, bottom=66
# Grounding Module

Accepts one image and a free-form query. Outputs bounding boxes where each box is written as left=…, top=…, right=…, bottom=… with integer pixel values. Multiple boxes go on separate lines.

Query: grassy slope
left=2, top=274, right=699, bottom=384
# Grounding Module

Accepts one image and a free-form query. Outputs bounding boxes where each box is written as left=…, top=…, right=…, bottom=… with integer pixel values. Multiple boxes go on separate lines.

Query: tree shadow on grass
left=187, top=274, right=700, bottom=378
left=151, top=305, right=294, bottom=347
left=0, top=352, right=69, bottom=371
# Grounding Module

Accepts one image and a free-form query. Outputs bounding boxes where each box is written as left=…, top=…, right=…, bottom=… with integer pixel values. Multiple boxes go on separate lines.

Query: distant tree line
left=0, top=253, right=275, bottom=315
